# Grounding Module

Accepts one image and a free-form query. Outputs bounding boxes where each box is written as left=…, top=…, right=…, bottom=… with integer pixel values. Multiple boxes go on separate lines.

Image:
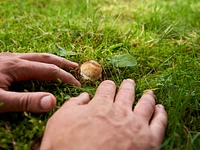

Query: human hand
left=40, top=79, right=167, bottom=150
left=0, top=52, right=80, bottom=113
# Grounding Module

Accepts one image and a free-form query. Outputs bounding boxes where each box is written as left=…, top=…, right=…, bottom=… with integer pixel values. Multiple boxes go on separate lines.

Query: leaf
left=110, top=53, right=137, bottom=67
left=56, top=44, right=76, bottom=56
left=64, top=95, right=71, bottom=100
left=108, top=43, right=124, bottom=50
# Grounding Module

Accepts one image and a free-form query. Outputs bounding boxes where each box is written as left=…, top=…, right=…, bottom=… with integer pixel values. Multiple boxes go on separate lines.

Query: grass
left=0, top=0, right=200, bottom=149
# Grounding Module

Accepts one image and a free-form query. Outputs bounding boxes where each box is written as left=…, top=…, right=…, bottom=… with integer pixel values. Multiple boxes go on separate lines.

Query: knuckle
left=144, top=135, right=158, bottom=149
left=118, top=87, right=133, bottom=94
left=141, top=101, right=155, bottom=108
left=114, top=105, right=130, bottom=118
left=132, top=120, right=142, bottom=132
left=140, top=94, right=155, bottom=106
left=17, top=61, right=29, bottom=70
left=140, top=101, right=155, bottom=113
left=48, top=64, right=59, bottom=74
left=0, top=52, right=12, bottom=56
left=158, top=114, right=168, bottom=127
left=157, top=120, right=167, bottom=129
left=131, top=130, right=157, bottom=149
left=19, top=95, right=29, bottom=111
left=100, top=94, right=112, bottom=100
left=41, top=53, right=52, bottom=60
left=2, top=58, right=19, bottom=66
left=0, top=58, right=21, bottom=72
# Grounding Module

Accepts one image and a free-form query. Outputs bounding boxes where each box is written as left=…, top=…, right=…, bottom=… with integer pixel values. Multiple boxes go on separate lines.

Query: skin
left=0, top=52, right=80, bottom=113
left=0, top=53, right=167, bottom=149
left=40, top=79, right=168, bottom=150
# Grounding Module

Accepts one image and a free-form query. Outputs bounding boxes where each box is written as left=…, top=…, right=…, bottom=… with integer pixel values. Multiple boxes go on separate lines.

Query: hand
left=0, top=52, right=80, bottom=113
left=40, top=79, right=167, bottom=150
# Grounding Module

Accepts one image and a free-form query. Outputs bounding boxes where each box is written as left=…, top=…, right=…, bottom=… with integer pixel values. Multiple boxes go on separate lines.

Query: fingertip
left=156, top=104, right=168, bottom=121
left=40, top=94, right=56, bottom=111
left=143, top=90, right=156, bottom=99
left=156, top=104, right=165, bottom=110
left=133, top=90, right=156, bottom=123
left=103, top=80, right=115, bottom=84
left=71, top=62, right=79, bottom=68
left=151, top=104, right=168, bottom=128
left=124, top=78, right=136, bottom=86
left=76, top=81, right=81, bottom=87
left=155, top=104, right=167, bottom=118
left=79, top=92, right=90, bottom=102
left=80, top=92, right=90, bottom=97
left=67, top=76, right=81, bottom=87
left=66, top=92, right=90, bottom=106
left=150, top=104, right=168, bottom=145
left=101, top=80, right=116, bottom=87
left=114, top=78, right=136, bottom=108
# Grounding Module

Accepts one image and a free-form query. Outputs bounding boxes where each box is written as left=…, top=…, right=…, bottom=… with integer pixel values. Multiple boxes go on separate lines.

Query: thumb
left=61, top=92, right=90, bottom=109
left=0, top=90, right=56, bottom=113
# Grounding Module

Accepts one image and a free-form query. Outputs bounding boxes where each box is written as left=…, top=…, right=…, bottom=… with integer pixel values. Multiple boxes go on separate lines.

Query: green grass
left=0, top=0, right=200, bottom=149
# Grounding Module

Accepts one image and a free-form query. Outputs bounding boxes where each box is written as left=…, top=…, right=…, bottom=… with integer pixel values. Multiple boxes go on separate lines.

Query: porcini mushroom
left=80, top=60, right=102, bottom=81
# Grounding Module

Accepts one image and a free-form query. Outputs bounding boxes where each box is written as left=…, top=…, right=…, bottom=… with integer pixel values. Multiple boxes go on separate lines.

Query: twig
left=4, top=122, right=17, bottom=148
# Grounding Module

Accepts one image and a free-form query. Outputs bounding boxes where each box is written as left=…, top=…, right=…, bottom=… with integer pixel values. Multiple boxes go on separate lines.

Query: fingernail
left=123, top=79, right=136, bottom=86
left=80, top=92, right=87, bottom=95
left=125, top=79, right=135, bottom=85
left=157, top=104, right=165, bottom=109
left=143, top=90, right=156, bottom=99
left=40, top=96, right=53, bottom=110
left=72, top=81, right=81, bottom=87
left=80, top=92, right=89, bottom=97
left=77, top=81, right=81, bottom=87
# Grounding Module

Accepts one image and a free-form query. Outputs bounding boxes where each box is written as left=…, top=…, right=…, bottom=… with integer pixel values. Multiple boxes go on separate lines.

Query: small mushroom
left=80, top=60, right=102, bottom=81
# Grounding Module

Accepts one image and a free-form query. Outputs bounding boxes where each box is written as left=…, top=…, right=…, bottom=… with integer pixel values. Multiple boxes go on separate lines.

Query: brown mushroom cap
left=80, top=60, right=102, bottom=81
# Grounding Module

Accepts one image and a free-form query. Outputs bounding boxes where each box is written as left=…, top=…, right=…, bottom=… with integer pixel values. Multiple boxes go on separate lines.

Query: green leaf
left=56, top=44, right=76, bottom=56
left=64, top=95, right=71, bottom=100
left=110, top=53, right=137, bottom=67
left=108, top=43, right=124, bottom=50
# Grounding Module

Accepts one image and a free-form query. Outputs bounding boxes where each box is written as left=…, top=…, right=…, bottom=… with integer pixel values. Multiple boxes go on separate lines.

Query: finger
left=150, top=104, right=168, bottom=145
left=90, top=80, right=116, bottom=104
left=0, top=90, right=56, bottom=113
left=133, top=91, right=156, bottom=123
left=9, top=60, right=80, bottom=87
left=16, top=53, right=79, bottom=70
left=114, top=79, right=136, bottom=109
left=0, top=52, right=14, bottom=57
left=61, top=92, right=90, bottom=108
